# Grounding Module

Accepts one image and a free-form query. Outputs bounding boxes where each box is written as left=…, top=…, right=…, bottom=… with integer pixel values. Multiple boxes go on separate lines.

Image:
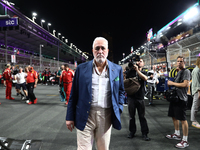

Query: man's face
left=61, top=65, right=64, bottom=70
left=136, top=59, right=144, bottom=68
left=65, top=67, right=69, bottom=71
left=177, top=58, right=185, bottom=69
left=153, top=65, right=156, bottom=71
left=92, top=39, right=109, bottom=64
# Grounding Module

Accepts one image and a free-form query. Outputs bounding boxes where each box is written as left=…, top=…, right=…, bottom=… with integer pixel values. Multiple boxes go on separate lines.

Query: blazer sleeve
left=118, top=67, right=125, bottom=113
left=66, top=67, right=79, bottom=121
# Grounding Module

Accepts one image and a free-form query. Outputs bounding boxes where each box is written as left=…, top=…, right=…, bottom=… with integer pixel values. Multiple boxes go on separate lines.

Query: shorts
left=168, top=100, right=187, bottom=121
left=16, top=83, right=27, bottom=90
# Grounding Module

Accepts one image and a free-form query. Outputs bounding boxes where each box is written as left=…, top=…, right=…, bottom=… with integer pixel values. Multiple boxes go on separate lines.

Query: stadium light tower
left=32, top=12, right=37, bottom=22
left=47, top=23, right=51, bottom=32
left=58, top=33, right=61, bottom=39
left=41, top=19, right=45, bottom=27
left=39, top=44, right=44, bottom=71
left=62, top=36, right=65, bottom=42
left=53, top=30, right=56, bottom=36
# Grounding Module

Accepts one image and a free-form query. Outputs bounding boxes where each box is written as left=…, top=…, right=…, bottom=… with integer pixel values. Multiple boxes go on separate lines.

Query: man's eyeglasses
left=95, top=46, right=106, bottom=51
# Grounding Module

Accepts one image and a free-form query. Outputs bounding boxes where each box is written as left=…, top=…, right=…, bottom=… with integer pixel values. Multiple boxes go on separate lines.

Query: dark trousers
left=128, top=96, right=149, bottom=135
left=27, top=83, right=36, bottom=102
left=43, top=76, right=48, bottom=84
left=148, top=83, right=155, bottom=104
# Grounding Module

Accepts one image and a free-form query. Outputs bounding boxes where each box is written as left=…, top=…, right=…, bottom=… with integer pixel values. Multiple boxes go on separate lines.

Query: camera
left=128, top=53, right=140, bottom=69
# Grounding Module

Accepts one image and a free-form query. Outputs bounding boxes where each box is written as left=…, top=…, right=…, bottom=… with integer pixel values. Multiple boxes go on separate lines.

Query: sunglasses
left=95, top=46, right=106, bottom=51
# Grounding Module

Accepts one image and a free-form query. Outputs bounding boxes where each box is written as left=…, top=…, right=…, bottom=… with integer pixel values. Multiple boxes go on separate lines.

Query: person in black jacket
left=126, top=59, right=150, bottom=141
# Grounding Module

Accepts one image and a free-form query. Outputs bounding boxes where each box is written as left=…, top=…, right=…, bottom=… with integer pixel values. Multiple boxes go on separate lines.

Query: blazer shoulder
left=109, top=61, right=122, bottom=70
left=77, top=61, right=92, bottom=69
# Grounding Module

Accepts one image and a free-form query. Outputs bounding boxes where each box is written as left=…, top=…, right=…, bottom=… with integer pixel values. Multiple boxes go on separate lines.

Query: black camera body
left=128, top=54, right=140, bottom=69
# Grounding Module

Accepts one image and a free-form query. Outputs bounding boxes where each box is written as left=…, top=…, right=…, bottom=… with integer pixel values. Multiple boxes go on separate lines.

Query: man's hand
left=133, top=64, right=139, bottom=72
left=167, top=80, right=174, bottom=86
left=34, top=84, right=37, bottom=88
left=66, top=120, right=74, bottom=132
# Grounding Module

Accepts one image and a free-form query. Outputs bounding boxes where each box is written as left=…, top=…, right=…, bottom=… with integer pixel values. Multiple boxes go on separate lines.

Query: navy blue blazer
left=66, top=59, right=125, bottom=131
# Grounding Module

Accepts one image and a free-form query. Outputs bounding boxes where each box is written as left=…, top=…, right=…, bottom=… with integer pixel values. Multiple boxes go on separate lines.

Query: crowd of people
left=66, top=37, right=200, bottom=149
left=2, top=64, right=38, bottom=104
left=1, top=64, right=74, bottom=106
left=1, top=37, right=200, bottom=149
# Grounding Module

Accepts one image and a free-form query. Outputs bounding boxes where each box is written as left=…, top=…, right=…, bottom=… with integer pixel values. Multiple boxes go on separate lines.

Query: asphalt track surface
left=0, top=84, right=199, bottom=150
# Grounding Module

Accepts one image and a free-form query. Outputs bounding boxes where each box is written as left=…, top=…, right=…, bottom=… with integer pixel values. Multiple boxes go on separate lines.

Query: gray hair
left=92, top=37, right=108, bottom=49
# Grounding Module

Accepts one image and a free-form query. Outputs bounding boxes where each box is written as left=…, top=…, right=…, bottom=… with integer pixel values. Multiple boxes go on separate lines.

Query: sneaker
left=166, top=134, right=181, bottom=140
left=192, top=122, right=200, bottom=129
left=28, top=101, right=33, bottom=105
left=175, top=140, right=189, bottom=148
left=22, top=96, right=26, bottom=100
left=33, top=98, right=38, bottom=104
left=26, top=100, right=30, bottom=104
left=8, top=97, right=15, bottom=100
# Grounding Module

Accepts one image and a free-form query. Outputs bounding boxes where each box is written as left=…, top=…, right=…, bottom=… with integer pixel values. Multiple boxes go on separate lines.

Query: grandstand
left=0, top=0, right=88, bottom=73
left=120, top=2, right=200, bottom=70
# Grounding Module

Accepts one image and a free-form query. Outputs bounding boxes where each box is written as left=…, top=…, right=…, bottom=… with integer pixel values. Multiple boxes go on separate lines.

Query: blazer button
left=89, top=102, right=91, bottom=104
left=87, top=111, right=89, bottom=113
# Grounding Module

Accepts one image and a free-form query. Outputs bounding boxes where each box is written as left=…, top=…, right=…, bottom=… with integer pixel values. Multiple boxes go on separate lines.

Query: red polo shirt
left=27, top=69, right=38, bottom=83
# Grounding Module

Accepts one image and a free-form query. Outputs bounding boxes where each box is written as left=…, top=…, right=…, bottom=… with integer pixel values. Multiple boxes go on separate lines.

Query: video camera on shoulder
left=128, top=53, right=140, bottom=69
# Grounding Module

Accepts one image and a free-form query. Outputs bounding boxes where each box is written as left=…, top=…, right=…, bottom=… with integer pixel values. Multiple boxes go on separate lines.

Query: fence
left=0, top=48, right=75, bottom=74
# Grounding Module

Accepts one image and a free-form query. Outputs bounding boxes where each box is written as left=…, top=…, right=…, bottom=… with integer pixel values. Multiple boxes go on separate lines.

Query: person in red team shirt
left=26, top=66, right=38, bottom=105
left=60, top=64, right=74, bottom=105
left=3, top=64, right=14, bottom=100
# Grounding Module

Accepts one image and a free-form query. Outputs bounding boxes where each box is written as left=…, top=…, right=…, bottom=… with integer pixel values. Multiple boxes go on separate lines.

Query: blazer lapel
left=83, top=60, right=93, bottom=94
left=108, top=60, right=118, bottom=93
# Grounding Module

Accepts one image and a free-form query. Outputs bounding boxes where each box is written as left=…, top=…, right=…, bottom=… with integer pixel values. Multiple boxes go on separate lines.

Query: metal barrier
left=0, top=48, right=75, bottom=74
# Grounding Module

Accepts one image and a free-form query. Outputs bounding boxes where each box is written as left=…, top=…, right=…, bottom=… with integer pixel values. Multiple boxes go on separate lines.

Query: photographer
left=166, top=56, right=190, bottom=149
left=126, top=58, right=150, bottom=141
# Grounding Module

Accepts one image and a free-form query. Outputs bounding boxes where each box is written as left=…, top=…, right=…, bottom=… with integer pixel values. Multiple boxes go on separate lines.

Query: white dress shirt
left=16, top=72, right=27, bottom=84
left=91, top=61, right=112, bottom=108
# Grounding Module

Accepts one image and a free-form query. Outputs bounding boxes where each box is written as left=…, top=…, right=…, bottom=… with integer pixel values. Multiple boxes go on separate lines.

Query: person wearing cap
left=26, top=66, right=38, bottom=104
left=3, top=64, right=14, bottom=100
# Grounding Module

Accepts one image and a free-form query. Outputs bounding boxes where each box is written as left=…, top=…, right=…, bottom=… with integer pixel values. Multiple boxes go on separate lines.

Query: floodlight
left=184, top=6, right=199, bottom=21
left=32, top=12, right=37, bottom=17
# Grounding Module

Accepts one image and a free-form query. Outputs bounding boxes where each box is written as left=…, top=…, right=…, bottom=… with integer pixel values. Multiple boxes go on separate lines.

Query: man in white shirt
left=66, top=37, right=125, bottom=150
left=147, top=65, right=159, bottom=105
left=14, top=67, right=28, bottom=100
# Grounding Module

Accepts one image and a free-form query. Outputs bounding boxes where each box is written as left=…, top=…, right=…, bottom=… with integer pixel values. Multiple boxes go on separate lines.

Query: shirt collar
left=93, top=59, right=109, bottom=75
left=93, top=59, right=109, bottom=69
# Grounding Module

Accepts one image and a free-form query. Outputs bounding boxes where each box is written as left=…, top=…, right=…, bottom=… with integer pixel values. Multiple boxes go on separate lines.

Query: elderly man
left=66, top=37, right=125, bottom=150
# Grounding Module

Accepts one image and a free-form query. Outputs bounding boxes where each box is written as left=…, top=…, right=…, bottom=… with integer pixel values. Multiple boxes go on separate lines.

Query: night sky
left=10, top=0, right=198, bottom=63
